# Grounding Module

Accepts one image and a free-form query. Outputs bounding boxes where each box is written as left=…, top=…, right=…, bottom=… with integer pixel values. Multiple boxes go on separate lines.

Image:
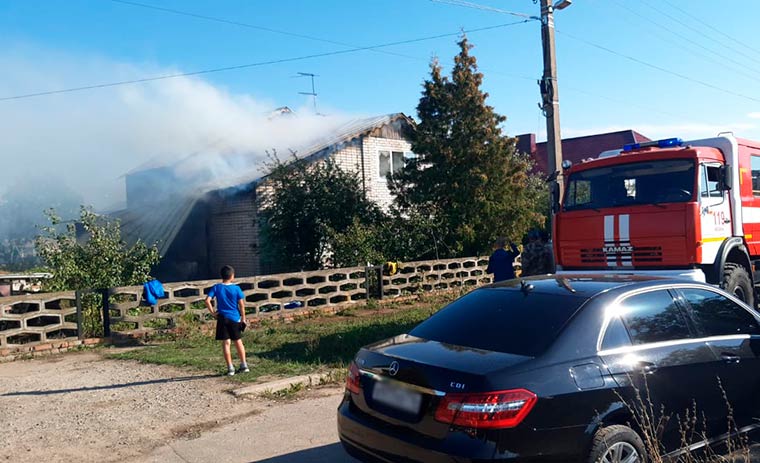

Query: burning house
left=118, top=113, right=415, bottom=282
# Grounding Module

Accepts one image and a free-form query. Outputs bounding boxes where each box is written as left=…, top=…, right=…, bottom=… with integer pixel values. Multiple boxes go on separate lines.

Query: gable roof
left=117, top=113, right=414, bottom=255
left=198, top=113, right=415, bottom=192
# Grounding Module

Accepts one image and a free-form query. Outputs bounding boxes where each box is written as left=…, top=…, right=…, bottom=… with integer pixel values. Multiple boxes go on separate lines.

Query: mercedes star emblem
left=388, top=361, right=400, bottom=376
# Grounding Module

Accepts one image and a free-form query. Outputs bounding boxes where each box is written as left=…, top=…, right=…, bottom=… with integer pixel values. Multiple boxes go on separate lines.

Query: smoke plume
left=0, top=44, right=355, bottom=242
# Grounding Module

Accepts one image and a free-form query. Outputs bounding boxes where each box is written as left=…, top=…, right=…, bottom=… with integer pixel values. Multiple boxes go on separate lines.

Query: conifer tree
left=390, top=37, right=545, bottom=256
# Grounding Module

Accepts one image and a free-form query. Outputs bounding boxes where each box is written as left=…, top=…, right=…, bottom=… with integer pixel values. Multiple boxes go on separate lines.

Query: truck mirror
left=720, top=165, right=732, bottom=191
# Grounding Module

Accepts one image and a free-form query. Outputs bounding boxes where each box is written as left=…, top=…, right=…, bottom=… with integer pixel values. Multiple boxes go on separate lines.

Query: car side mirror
left=720, top=165, right=732, bottom=191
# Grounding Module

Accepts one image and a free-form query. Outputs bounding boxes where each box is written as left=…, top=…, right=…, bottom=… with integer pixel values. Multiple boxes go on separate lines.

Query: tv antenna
left=296, top=72, right=320, bottom=114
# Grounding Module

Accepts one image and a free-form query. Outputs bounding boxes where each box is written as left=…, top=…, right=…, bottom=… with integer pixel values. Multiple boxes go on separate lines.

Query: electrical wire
left=610, top=0, right=760, bottom=75
left=432, top=0, right=760, bottom=103
left=638, top=0, right=760, bottom=65
left=429, top=0, right=538, bottom=20
left=110, top=0, right=536, bottom=82
left=608, top=0, right=760, bottom=84
left=107, top=0, right=419, bottom=62
left=0, top=20, right=534, bottom=102
left=555, top=29, right=760, bottom=104
left=659, top=0, right=760, bottom=59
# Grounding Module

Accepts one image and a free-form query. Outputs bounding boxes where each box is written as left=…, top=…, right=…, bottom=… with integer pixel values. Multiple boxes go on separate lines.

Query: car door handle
left=721, top=353, right=741, bottom=364
left=637, top=361, right=658, bottom=375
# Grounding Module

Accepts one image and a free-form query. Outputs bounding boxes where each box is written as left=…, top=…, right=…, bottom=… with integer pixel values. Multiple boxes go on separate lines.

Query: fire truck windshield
left=563, top=159, right=695, bottom=211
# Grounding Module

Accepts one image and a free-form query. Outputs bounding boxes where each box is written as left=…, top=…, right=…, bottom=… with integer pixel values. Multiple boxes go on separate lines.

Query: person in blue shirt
left=205, top=265, right=249, bottom=376
left=486, top=237, right=520, bottom=282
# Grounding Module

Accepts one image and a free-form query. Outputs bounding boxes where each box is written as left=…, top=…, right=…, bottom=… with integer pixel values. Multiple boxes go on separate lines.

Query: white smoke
left=0, top=44, right=355, bottom=218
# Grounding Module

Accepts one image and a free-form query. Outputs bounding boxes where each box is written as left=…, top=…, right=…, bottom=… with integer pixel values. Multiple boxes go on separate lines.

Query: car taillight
left=434, top=389, right=537, bottom=429
left=346, top=361, right=361, bottom=394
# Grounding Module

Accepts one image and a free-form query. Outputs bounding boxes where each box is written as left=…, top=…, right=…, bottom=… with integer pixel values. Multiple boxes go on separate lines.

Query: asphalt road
left=137, top=387, right=358, bottom=463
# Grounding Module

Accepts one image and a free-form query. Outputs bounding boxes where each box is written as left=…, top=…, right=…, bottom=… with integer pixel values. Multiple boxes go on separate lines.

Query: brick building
left=516, top=129, right=651, bottom=174
left=118, top=113, right=415, bottom=281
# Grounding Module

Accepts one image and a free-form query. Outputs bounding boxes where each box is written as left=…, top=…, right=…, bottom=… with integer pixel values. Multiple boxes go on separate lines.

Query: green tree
left=35, top=206, right=159, bottom=291
left=259, top=153, right=382, bottom=272
left=390, top=37, right=546, bottom=257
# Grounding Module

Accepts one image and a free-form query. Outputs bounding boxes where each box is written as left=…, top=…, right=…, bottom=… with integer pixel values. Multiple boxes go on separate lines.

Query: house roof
left=117, top=113, right=413, bottom=255
left=522, top=130, right=651, bottom=173
left=193, top=113, right=414, bottom=193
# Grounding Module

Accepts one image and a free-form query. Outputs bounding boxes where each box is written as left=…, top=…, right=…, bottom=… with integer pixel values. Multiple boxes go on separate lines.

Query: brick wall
left=207, top=190, right=259, bottom=278
left=362, top=136, right=413, bottom=211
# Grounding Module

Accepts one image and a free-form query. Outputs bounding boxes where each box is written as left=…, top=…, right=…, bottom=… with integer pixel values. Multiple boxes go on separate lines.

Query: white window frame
left=378, top=150, right=415, bottom=179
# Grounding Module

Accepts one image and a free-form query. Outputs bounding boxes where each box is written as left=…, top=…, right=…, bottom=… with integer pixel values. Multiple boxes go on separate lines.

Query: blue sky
left=2, top=0, right=760, bottom=207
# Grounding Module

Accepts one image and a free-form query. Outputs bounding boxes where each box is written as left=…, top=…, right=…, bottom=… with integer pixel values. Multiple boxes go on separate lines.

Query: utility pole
left=538, top=0, right=570, bottom=236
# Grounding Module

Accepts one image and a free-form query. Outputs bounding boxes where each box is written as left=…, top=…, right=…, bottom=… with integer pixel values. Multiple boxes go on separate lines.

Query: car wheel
left=723, top=263, right=754, bottom=308
left=587, top=425, right=646, bottom=463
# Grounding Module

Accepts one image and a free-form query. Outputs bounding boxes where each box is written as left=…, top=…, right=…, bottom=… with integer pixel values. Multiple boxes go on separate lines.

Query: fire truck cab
left=554, top=134, right=760, bottom=307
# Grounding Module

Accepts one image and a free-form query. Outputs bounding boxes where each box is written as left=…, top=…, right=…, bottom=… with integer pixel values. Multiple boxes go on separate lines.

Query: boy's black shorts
left=215, top=317, right=242, bottom=341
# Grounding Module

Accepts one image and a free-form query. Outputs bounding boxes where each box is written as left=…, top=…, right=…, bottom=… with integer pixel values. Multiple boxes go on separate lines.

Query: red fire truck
left=554, top=134, right=760, bottom=306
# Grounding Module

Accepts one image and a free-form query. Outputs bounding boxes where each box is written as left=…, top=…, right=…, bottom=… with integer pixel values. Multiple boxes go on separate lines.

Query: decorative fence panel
left=107, top=265, right=369, bottom=333
left=382, top=257, right=491, bottom=297
left=0, top=256, right=494, bottom=356
left=0, top=291, right=78, bottom=350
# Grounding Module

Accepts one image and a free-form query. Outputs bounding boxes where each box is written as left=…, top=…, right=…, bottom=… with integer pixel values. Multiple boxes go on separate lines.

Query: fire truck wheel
left=723, top=263, right=754, bottom=307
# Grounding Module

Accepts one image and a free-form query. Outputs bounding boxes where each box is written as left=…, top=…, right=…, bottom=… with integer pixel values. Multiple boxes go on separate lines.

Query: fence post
left=377, top=266, right=384, bottom=300
left=75, top=290, right=84, bottom=340
left=101, top=288, right=111, bottom=338
left=364, top=265, right=384, bottom=300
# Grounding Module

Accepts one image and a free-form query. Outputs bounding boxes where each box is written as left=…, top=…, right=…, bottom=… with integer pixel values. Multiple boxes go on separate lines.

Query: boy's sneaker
left=237, top=363, right=250, bottom=374
left=226, top=366, right=236, bottom=376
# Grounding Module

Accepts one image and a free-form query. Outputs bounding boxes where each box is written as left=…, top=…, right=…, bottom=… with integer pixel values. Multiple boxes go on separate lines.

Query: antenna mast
left=297, top=72, right=319, bottom=114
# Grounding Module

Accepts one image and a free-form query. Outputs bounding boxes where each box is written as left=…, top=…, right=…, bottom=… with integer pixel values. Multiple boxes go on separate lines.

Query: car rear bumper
left=337, top=396, right=585, bottom=463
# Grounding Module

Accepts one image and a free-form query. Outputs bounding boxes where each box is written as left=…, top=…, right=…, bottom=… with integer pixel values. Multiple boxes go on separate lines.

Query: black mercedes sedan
left=337, top=275, right=760, bottom=462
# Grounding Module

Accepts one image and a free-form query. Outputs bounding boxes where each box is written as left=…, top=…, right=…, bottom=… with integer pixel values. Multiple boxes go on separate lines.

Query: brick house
left=118, top=113, right=415, bottom=281
left=516, top=129, right=651, bottom=174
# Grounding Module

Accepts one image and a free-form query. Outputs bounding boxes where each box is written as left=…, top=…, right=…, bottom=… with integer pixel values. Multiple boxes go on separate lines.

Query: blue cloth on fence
left=143, top=279, right=165, bottom=305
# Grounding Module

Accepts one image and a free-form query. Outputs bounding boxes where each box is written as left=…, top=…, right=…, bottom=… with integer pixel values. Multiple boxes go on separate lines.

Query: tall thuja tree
left=390, top=37, right=545, bottom=256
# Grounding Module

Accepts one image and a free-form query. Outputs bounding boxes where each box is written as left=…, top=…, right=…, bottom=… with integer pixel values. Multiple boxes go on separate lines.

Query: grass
left=108, top=292, right=456, bottom=383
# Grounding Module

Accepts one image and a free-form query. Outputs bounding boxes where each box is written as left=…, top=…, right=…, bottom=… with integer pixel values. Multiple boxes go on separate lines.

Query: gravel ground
left=0, top=348, right=264, bottom=463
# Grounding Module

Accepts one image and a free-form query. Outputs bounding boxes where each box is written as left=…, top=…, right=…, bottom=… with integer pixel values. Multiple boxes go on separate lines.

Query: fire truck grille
left=579, top=246, right=663, bottom=264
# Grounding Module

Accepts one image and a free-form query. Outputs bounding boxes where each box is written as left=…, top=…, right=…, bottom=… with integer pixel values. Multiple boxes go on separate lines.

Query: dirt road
left=0, top=348, right=355, bottom=463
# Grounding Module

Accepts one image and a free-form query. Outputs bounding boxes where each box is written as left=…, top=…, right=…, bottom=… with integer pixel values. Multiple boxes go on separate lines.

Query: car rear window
left=408, top=288, right=587, bottom=357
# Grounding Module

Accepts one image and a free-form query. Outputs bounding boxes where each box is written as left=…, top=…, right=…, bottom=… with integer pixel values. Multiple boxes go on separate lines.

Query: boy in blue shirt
left=205, top=265, right=249, bottom=376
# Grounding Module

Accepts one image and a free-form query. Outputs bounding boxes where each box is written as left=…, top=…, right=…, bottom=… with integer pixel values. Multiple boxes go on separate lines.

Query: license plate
left=372, top=380, right=422, bottom=414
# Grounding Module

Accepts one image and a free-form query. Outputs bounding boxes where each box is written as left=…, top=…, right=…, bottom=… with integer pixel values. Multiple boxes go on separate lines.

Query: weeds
left=613, top=375, right=752, bottom=463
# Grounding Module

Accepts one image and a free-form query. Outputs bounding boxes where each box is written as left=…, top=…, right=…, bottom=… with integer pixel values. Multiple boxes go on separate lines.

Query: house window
left=379, top=150, right=406, bottom=178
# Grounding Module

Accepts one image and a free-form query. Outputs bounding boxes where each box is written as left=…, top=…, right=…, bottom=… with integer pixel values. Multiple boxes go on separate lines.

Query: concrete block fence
left=0, top=256, right=492, bottom=359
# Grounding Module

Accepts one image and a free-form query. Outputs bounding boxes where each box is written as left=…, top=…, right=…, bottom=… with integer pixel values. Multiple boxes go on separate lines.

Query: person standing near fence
left=205, top=265, right=249, bottom=376
left=486, top=237, right=520, bottom=282
left=521, top=230, right=553, bottom=276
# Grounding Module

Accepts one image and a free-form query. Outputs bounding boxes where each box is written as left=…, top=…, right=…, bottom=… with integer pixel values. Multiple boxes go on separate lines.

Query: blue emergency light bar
left=622, top=137, right=683, bottom=152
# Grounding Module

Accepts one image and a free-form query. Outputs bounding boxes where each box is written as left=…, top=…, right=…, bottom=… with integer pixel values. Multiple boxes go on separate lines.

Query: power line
left=429, top=0, right=538, bottom=20
left=555, top=29, right=760, bottom=104
left=659, top=0, right=760, bottom=59
left=431, top=0, right=760, bottom=104
left=637, top=0, right=760, bottom=66
left=0, top=20, right=533, bottom=102
left=110, top=0, right=537, bottom=81
left=609, top=0, right=760, bottom=84
left=107, top=0, right=419, bottom=62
